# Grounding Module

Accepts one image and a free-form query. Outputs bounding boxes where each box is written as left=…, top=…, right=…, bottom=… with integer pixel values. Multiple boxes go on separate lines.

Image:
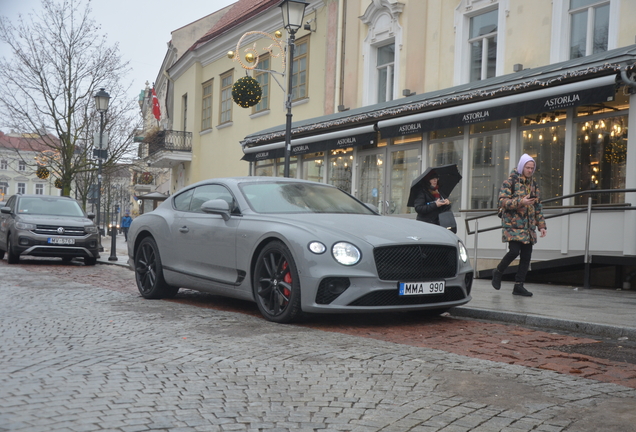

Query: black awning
left=379, top=82, right=617, bottom=138
left=242, top=127, right=376, bottom=162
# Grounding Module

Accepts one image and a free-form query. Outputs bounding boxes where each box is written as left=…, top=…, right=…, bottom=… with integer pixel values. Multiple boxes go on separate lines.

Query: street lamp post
left=94, top=88, right=110, bottom=241
left=279, top=0, right=308, bottom=178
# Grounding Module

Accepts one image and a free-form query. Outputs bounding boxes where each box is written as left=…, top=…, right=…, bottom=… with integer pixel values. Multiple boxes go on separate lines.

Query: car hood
left=257, top=213, right=457, bottom=247
left=17, top=214, right=93, bottom=225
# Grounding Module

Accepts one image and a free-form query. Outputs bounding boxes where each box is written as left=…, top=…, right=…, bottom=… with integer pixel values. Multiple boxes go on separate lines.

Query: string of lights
left=242, top=62, right=632, bottom=147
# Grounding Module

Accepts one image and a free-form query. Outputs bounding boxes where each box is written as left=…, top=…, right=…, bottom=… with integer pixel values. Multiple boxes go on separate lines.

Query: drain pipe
left=620, top=67, right=636, bottom=289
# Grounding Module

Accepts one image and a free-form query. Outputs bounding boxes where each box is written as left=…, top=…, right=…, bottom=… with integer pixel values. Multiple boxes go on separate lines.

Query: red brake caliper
left=282, top=262, right=292, bottom=297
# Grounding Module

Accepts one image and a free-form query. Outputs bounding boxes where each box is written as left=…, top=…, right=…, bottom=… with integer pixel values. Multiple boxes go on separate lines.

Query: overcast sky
left=0, top=0, right=236, bottom=106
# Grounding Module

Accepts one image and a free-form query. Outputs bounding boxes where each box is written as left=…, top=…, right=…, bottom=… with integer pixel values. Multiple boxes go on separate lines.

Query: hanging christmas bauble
left=232, top=76, right=262, bottom=108
left=36, top=166, right=50, bottom=180
left=54, top=178, right=63, bottom=189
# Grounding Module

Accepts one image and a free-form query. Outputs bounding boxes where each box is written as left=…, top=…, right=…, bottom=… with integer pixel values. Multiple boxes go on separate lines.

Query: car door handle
left=179, top=226, right=189, bottom=233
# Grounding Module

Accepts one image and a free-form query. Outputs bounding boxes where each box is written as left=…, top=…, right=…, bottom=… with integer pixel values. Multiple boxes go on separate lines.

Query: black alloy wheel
left=7, top=236, right=19, bottom=264
left=253, top=241, right=302, bottom=324
left=134, top=237, right=179, bottom=299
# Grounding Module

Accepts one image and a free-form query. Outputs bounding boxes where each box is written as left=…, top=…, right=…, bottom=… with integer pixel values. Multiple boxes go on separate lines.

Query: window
left=18, top=160, right=26, bottom=171
left=182, top=94, right=188, bottom=132
left=189, top=184, right=234, bottom=213
left=18, top=182, right=26, bottom=194
left=219, top=71, right=233, bottom=124
left=35, top=184, right=44, bottom=195
left=328, top=148, right=354, bottom=194
left=360, top=0, right=403, bottom=105
left=201, top=80, right=213, bottom=130
left=376, top=44, right=395, bottom=103
left=291, top=37, right=309, bottom=101
left=429, top=127, right=465, bottom=206
left=569, top=0, right=609, bottom=59
left=468, top=119, right=511, bottom=209
left=521, top=123, right=566, bottom=207
left=469, top=9, right=498, bottom=82
left=575, top=113, right=627, bottom=204
left=253, top=56, right=270, bottom=113
left=0, top=181, right=8, bottom=198
left=0, top=159, right=6, bottom=170
left=173, top=188, right=194, bottom=212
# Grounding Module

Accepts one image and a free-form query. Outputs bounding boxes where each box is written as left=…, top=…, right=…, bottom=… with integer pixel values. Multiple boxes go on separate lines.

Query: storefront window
left=428, top=139, right=464, bottom=207
left=575, top=114, right=628, bottom=204
left=301, top=152, right=324, bottom=183
left=275, top=156, right=297, bottom=178
left=254, top=159, right=274, bottom=177
left=430, top=126, right=463, bottom=140
left=521, top=123, right=566, bottom=206
left=469, top=125, right=510, bottom=209
left=328, top=148, right=353, bottom=193
left=390, top=147, right=420, bottom=215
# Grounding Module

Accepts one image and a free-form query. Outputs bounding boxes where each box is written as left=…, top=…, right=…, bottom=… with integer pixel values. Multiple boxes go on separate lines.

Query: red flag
left=152, top=87, right=161, bottom=120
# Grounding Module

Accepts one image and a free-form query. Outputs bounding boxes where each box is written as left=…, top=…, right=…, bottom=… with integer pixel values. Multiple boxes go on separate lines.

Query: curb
left=450, top=306, right=636, bottom=340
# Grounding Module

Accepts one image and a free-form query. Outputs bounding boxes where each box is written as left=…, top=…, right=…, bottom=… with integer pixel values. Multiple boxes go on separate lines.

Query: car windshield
left=17, top=197, right=85, bottom=217
left=241, top=182, right=376, bottom=215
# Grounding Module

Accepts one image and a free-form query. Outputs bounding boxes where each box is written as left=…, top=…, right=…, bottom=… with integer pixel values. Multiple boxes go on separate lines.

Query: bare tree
left=0, top=0, right=139, bottom=197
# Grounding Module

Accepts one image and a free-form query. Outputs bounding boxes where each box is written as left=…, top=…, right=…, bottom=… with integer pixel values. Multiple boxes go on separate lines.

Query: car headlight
left=308, top=241, right=326, bottom=254
left=85, top=226, right=98, bottom=234
left=332, top=242, right=361, bottom=266
left=458, top=240, right=469, bottom=263
left=15, top=222, right=36, bottom=230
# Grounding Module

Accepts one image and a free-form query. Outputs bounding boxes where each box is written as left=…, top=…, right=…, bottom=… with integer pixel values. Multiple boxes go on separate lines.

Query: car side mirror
left=86, top=212, right=95, bottom=220
left=1, top=206, right=11, bottom=214
left=200, top=199, right=231, bottom=221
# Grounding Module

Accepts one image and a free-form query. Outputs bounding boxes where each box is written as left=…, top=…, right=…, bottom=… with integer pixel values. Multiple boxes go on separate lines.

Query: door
left=357, top=145, right=421, bottom=215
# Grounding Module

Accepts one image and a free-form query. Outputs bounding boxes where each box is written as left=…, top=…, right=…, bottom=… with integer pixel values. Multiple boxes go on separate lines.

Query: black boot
left=513, top=283, right=533, bottom=297
left=491, top=269, right=502, bottom=290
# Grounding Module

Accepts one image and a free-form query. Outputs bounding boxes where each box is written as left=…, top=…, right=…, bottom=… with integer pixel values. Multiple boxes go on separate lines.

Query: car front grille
left=34, top=225, right=87, bottom=236
left=348, top=286, right=466, bottom=306
left=373, top=245, right=457, bottom=281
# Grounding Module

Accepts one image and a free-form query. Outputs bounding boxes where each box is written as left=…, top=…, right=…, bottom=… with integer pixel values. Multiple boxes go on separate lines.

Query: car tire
left=7, top=237, right=19, bottom=264
left=0, top=248, right=4, bottom=260
left=84, top=256, right=97, bottom=266
left=134, top=236, right=179, bottom=299
left=62, top=256, right=74, bottom=263
left=253, top=241, right=302, bottom=324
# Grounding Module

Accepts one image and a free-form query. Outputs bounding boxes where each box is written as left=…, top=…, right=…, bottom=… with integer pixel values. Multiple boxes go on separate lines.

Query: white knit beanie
left=517, top=153, right=536, bottom=175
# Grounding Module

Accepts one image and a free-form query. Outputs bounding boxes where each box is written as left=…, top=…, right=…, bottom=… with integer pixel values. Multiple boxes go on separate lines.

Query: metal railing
left=146, top=130, right=193, bottom=156
left=461, top=188, right=636, bottom=288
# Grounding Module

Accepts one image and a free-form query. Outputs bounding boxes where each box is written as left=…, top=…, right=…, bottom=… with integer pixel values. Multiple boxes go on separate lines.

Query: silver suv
left=0, top=194, right=100, bottom=265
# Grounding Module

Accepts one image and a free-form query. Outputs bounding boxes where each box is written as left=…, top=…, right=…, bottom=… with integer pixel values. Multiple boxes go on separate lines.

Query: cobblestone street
left=1, top=260, right=636, bottom=431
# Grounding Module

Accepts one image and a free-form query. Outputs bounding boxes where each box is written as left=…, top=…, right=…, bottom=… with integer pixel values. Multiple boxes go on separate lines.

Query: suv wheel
left=7, top=237, right=20, bottom=264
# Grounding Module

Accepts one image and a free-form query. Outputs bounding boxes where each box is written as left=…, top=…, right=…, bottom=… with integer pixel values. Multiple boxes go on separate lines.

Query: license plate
left=399, top=281, right=445, bottom=296
left=48, top=237, right=75, bottom=245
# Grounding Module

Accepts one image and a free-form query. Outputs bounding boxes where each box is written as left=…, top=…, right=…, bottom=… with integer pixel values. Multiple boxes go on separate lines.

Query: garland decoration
left=232, top=76, right=262, bottom=108
left=54, top=178, right=62, bottom=189
left=36, top=166, right=50, bottom=180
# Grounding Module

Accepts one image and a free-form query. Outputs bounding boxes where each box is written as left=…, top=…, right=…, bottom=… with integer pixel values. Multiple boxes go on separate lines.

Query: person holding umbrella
left=413, top=174, right=451, bottom=225
left=407, top=164, right=462, bottom=232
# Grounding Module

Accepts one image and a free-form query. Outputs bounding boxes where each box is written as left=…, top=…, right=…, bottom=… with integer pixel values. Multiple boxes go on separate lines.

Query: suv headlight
left=458, top=240, right=469, bottom=263
left=332, top=242, right=361, bottom=266
left=15, top=222, right=36, bottom=230
left=85, top=226, right=98, bottom=234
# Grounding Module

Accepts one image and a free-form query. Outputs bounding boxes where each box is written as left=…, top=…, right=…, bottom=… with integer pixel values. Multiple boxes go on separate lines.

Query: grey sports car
left=127, top=177, right=473, bottom=323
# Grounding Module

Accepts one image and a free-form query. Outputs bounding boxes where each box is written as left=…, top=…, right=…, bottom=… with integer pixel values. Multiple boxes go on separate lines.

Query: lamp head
left=278, top=0, right=308, bottom=33
left=94, top=88, right=110, bottom=113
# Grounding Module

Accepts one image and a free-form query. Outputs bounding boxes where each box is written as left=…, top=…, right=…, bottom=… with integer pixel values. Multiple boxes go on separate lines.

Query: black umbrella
left=407, top=164, right=462, bottom=207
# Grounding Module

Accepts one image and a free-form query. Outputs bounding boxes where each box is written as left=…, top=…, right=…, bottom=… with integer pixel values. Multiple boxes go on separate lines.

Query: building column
left=624, top=92, right=636, bottom=256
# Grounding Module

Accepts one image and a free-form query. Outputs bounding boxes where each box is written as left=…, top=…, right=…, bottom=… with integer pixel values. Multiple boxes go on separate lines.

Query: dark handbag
left=438, top=210, right=457, bottom=233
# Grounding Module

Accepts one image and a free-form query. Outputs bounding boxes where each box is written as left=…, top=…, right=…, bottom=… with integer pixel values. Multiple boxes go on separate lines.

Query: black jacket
left=413, top=187, right=450, bottom=224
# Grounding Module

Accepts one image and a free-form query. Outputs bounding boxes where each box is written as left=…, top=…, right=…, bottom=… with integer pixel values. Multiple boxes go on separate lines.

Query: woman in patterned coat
left=491, top=154, right=547, bottom=296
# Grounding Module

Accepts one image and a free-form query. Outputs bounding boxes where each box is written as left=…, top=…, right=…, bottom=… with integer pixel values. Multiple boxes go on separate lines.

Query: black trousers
left=497, top=241, right=533, bottom=283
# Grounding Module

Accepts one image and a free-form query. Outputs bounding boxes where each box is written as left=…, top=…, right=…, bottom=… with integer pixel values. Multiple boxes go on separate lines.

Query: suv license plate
left=48, top=238, right=75, bottom=245
left=399, top=281, right=445, bottom=296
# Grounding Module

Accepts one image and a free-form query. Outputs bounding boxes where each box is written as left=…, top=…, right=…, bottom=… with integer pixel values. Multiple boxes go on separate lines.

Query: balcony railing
left=140, top=130, right=193, bottom=158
